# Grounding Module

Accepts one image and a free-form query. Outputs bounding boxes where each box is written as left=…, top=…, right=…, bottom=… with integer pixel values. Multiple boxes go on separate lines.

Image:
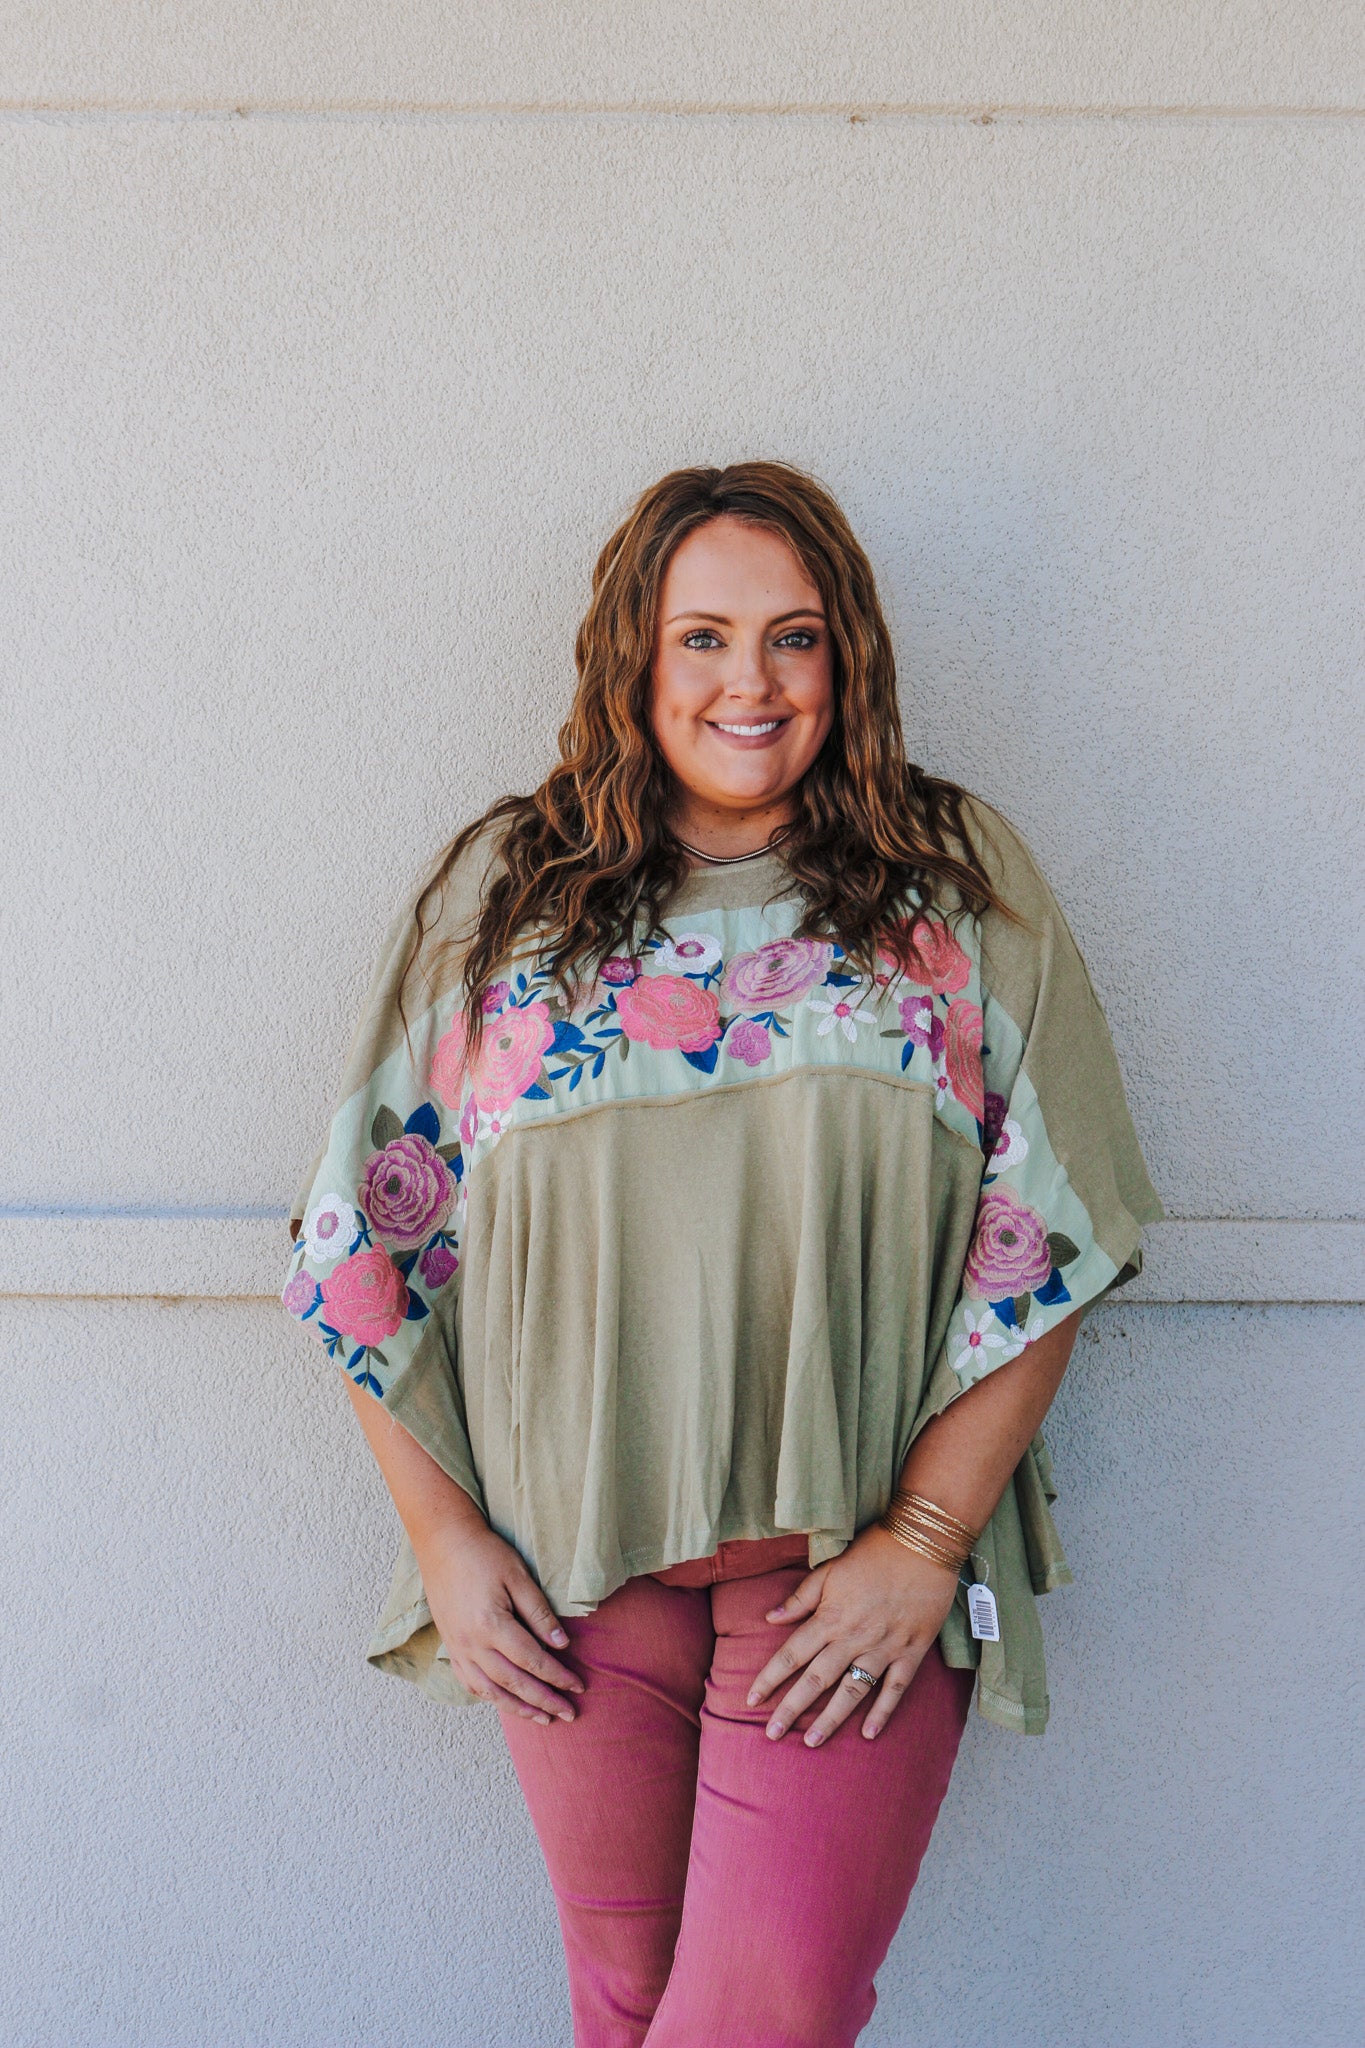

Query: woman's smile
left=705, top=714, right=794, bottom=747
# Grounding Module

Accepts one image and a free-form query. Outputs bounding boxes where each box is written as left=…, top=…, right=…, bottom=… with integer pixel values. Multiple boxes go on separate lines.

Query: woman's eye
left=775, top=630, right=818, bottom=649
left=681, top=630, right=722, bottom=650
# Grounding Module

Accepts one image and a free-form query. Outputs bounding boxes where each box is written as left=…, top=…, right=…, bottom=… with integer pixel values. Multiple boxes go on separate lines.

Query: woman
left=284, top=460, right=1163, bottom=2047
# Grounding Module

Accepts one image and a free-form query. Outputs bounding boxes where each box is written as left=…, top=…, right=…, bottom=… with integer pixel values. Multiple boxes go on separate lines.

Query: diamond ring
left=846, top=1663, right=877, bottom=1688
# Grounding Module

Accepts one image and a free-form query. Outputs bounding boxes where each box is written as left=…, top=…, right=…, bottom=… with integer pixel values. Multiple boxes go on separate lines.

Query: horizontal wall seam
left=1, top=103, right=1364, bottom=124
left=0, top=1217, right=1360, bottom=1304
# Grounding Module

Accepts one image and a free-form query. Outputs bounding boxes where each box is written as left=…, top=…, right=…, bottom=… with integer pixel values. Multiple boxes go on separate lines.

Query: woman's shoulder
left=950, top=788, right=1058, bottom=929
left=408, top=810, right=511, bottom=948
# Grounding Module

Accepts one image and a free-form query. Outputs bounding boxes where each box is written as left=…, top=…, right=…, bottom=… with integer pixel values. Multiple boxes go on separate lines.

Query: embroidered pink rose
left=418, top=1242, right=459, bottom=1290
left=320, top=1247, right=409, bottom=1345
left=899, top=992, right=945, bottom=1059
left=430, top=1013, right=469, bottom=1110
left=943, top=1000, right=985, bottom=1120
left=599, top=954, right=642, bottom=986
left=724, top=1017, right=772, bottom=1066
left=963, top=1188, right=1053, bottom=1298
left=281, top=1270, right=318, bottom=1317
left=467, top=999, right=556, bottom=1111
left=721, top=937, right=834, bottom=1012
left=877, top=916, right=970, bottom=995
left=615, top=973, right=721, bottom=1052
left=360, top=1133, right=454, bottom=1249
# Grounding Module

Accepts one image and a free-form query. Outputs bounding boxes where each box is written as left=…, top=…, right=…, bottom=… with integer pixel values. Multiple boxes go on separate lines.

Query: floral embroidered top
left=284, top=796, right=1163, bottom=1735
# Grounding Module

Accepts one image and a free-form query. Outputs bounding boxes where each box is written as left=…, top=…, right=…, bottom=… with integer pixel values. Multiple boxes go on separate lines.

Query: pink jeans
left=498, top=1536, right=975, bottom=2048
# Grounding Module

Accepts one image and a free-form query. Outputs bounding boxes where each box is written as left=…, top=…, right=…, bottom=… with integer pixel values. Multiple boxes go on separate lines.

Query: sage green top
left=284, top=795, right=1164, bottom=1734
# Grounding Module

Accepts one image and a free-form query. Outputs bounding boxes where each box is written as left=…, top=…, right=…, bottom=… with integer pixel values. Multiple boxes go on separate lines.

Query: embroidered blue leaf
left=826, top=971, right=861, bottom=988
left=357, top=1370, right=384, bottom=1396
left=404, top=1101, right=441, bottom=1145
left=299, top=1286, right=322, bottom=1320
left=680, top=1043, right=719, bottom=1075
left=403, top=1292, right=430, bottom=1322
left=592, top=1051, right=606, bottom=1078
left=551, top=1020, right=587, bottom=1054
left=569, top=1062, right=585, bottom=1091
left=397, top=1249, right=420, bottom=1278
left=1034, top=1270, right=1073, bottom=1307
left=524, top=1081, right=552, bottom=1100
left=515, top=972, right=528, bottom=993
left=900, top=1041, right=915, bottom=1071
left=988, top=1295, right=1020, bottom=1329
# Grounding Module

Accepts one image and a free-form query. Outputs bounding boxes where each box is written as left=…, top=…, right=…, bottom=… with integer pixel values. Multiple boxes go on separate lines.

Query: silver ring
left=846, top=1663, right=877, bottom=1688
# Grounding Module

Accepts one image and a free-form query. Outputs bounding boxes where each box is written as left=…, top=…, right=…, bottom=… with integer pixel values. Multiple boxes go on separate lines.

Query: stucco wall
left=3, top=8, right=1362, bottom=2044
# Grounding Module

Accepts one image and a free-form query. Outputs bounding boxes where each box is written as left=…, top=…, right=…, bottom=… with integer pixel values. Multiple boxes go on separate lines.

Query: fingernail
left=550, top=1628, right=569, bottom=1646
left=766, top=1721, right=783, bottom=1740
left=864, top=1724, right=879, bottom=1739
left=558, top=1709, right=575, bottom=1723
left=746, top=1690, right=759, bottom=1706
left=805, top=1731, right=823, bottom=1748
left=535, top=1712, right=551, bottom=1725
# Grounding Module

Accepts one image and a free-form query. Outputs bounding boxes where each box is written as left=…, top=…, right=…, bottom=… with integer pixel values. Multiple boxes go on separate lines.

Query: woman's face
left=650, top=515, right=835, bottom=835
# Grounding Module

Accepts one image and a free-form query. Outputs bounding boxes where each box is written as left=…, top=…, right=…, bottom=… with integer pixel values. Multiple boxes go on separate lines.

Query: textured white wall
left=3, top=7, right=1362, bottom=2044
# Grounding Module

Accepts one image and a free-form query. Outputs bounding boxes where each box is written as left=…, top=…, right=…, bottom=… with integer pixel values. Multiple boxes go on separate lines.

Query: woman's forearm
left=896, top=1308, right=1082, bottom=1537
left=341, top=1375, right=486, bottom=1564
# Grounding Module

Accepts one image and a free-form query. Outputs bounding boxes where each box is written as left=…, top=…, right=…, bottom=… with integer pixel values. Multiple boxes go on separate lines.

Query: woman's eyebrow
left=663, top=607, right=826, bottom=626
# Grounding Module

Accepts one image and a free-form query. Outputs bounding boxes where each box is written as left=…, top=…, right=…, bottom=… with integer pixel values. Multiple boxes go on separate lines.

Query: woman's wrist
left=877, top=1488, right=979, bottom=1574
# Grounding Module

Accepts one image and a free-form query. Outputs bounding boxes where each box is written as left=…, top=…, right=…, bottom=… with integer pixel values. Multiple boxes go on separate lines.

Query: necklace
left=675, top=825, right=792, bottom=866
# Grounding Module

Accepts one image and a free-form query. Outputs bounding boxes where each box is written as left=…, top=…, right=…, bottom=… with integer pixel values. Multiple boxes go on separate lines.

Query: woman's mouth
left=705, top=717, right=792, bottom=748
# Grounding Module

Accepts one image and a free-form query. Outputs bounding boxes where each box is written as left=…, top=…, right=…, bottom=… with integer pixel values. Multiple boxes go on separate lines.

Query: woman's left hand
left=746, top=1526, right=961, bottom=1746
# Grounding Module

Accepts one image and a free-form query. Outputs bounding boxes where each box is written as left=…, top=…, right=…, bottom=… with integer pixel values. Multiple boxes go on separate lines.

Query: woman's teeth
left=712, top=719, right=784, bottom=735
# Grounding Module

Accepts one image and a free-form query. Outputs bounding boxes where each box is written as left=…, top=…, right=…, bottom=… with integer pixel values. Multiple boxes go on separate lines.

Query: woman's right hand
left=416, top=1518, right=586, bottom=1725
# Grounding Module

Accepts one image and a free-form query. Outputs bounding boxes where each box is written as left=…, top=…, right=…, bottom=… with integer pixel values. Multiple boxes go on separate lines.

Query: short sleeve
left=937, top=799, right=1166, bottom=1390
left=280, top=828, right=501, bottom=1512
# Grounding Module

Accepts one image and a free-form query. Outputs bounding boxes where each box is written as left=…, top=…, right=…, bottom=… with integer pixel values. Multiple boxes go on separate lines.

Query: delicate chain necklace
left=675, top=825, right=793, bottom=866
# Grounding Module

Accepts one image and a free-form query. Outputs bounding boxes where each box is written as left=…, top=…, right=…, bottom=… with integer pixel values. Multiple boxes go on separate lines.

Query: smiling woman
left=650, top=515, right=834, bottom=834
left=283, top=460, right=1163, bottom=2047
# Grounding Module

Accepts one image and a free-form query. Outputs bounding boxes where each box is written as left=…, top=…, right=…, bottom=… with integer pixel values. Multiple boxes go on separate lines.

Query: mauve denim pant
left=499, top=1535, right=974, bottom=2047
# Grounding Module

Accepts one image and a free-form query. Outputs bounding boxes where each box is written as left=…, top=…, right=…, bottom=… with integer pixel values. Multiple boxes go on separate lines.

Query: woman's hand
left=745, top=1526, right=960, bottom=1747
left=415, top=1518, right=585, bottom=1726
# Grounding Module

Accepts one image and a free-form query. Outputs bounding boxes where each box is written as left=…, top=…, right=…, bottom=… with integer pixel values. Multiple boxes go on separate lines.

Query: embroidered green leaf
left=368, top=1348, right=389, bottom=1369
left=370, top=1104, right=404, bottom=1150
left=436, top=1142, right=461, bottom=1163
left=617, top=1033, right=630, bottom=1062
left=1013, top=1293, right=1033, bottom=1327
left=1046, top=1232, right=1081, bottom=1269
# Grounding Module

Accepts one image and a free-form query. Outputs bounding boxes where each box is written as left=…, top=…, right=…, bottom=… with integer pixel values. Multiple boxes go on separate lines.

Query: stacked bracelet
left=878, top=1490, right=980, bottom=1573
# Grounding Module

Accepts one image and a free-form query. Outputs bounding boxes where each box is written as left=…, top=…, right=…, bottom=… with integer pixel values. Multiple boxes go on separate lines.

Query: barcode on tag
left=967, top=1582, right=1000, bottom=1643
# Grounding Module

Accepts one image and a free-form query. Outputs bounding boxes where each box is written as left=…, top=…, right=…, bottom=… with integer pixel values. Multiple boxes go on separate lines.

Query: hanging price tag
left=967, top=1581, right=1000, bottom=1642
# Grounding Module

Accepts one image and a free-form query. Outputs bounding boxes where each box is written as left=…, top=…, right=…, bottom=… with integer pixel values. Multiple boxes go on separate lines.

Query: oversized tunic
left=284, top=795, right=1164, bottom=1734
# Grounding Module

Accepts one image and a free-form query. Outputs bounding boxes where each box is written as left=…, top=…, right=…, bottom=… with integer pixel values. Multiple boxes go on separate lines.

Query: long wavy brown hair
left=402, top=460, right=1011, bottom=1057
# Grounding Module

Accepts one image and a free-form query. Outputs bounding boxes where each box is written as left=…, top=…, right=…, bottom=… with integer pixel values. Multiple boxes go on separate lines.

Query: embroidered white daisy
left=950, top=1307, right=1013, bottom=1378
left=806, top=994, right=879, bottom=1042
left=302, top=1195, right=357, bottom=1264
left=991, top=1117, right=1029, bottom=1170
left=474, top=1105, right=516, bottom=1146
left=654, top=931, right=722, bottom=975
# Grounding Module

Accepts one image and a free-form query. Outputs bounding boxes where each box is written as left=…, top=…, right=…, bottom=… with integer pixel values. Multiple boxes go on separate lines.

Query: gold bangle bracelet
left=890, top=1491, right=979, bottom=1547
left=878, top=1489, right=981, bottom=1574
left=878, top=1518, right=970, bottom=1573
left=879, top=1510, right=967, bottom=1566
